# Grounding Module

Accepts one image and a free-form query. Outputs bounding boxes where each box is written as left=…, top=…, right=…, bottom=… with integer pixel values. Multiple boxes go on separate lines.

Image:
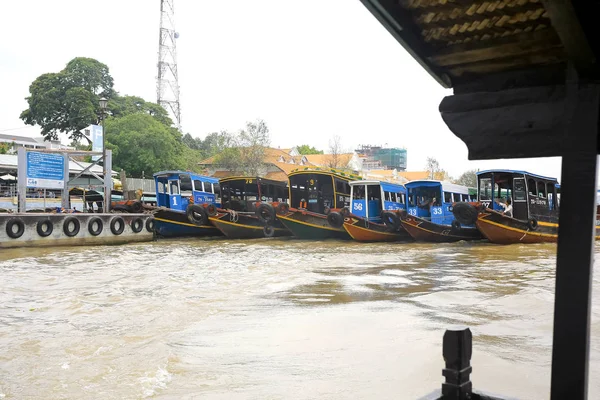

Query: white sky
left=0, top=0, right=562, bottom=179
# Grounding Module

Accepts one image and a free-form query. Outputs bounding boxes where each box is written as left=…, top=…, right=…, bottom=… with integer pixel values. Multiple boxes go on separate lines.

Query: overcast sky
left=0, top=0, right=563, bottom=179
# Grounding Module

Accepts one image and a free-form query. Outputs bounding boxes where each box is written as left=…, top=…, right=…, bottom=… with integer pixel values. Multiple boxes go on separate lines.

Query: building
left=356, top=145, right=407, bottom=171
left=0, top=133, right=74, bottom=153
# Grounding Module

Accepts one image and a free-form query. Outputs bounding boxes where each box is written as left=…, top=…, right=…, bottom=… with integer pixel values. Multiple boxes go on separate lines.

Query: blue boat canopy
left=153, top=170, right=219, bottom=184
left=476, top=169, right=557, bottom=182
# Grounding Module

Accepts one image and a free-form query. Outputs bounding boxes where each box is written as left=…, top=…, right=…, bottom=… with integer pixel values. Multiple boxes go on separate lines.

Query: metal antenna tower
left=157, top=0, right=181, bottom=129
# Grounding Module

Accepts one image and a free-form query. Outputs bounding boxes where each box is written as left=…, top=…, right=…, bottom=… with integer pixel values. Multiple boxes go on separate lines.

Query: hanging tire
left=340, top=207, right=350, bottom=217
left=381, top=211, right=401, bottom=232
left=451, top=220, right=461, bottom=232
left=110, top=216, right=125, bottom=235
left=186, top=204, right=208, bottom=225
left=36, top=219, right=53, bottom=237
left=5, top=218, right=25, bottom=239
left=88, top=217, right=103, bottom=236
left=63, top=217, right=80, bottom=237
left=452, top=202, right=479, bottom=226
left=256, top=203, right=276, bottom=224
left=276, top=203, right=290, bottom=215
left=327, top=211, right=344, bottom=228
left=146, top=217, right=155, bottom=232
left=131, top=201, right=143, bottom=213
left=131, top=217, right=144, bottom=233
left=324, top=206, right=331, bottom=215
left=263, top=224, right=275, bottom=238
left=206, top=203, right=218, bottom=216
left=528, top=218, right=538, bottom=231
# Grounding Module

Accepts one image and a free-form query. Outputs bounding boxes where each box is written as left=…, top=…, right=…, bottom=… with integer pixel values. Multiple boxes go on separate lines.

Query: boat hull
left=343, top=216, right=412, bottom=242
left=400, top=215, right=483, bottom=242
left=153, top=208, right=222, bottom=238
left=209, top=211, right=291, bottom=239
left=277, top=209, right=351, bottom=240
left=475, top=209, right=600, bottom=244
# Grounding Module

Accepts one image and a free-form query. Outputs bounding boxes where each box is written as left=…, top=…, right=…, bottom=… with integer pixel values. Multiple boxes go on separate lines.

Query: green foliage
left=296, top=144, right=323, bottom=155
left=0, top=142, right=13, bottom=154
left=20, top=57, right=114, bottom=142
left=109, top=95, right=173, bottom=127
left=454, top=169, right=478, bottom=188
left=200, top=131, right=236, bottom=158
left=213, top=119, right=270, bottom=175
left=105, top=113, right=185, bottom=176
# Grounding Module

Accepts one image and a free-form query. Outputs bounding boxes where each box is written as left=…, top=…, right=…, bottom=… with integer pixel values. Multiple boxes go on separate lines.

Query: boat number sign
left=25, top=152, right=65, bottom=189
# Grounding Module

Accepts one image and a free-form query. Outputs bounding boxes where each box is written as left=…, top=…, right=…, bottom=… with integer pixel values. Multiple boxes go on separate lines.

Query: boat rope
left=229, top=210, right=239, bottom=223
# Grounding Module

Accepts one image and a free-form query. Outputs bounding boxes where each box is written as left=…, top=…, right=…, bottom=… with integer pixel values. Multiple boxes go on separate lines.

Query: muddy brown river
left=1, top=239, right=599, bottom=399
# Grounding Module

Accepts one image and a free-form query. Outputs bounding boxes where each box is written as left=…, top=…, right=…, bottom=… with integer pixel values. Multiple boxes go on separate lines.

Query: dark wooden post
left=550, top=72, right=599, bottom=399
left=442, top=328, right=473, bottom=400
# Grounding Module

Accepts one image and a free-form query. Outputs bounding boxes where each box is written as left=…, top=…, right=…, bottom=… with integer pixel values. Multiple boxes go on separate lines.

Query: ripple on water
left=0, top=239, right=597, bottom=399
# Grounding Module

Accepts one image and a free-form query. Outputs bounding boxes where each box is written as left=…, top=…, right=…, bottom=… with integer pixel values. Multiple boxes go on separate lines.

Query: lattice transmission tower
left=157, top=0, right=181, bottom=129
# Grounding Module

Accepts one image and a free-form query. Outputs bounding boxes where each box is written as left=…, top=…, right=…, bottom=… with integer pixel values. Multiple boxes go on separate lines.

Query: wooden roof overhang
left=360, top=1, right=600, bottom=399
left=361, top=0, right=600, bottom=159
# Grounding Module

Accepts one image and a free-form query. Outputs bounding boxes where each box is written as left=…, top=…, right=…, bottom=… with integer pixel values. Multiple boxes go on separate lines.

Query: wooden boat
left=207, top=176, right=292, bottom=239
left=452, top=169, right=600, bottom=244
left=276, top=167, right=361, bottom=240
left=398, top=180, right=482, bottom=242
left=151, top=171, right=222, bottom=238
left=342, top=180, right=412, bottom=242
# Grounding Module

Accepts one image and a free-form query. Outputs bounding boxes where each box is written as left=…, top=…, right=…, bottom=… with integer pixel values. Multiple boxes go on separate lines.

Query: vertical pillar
left=441, top=328, right=473, bottom=400
left=551, top=78, right=599, bottom=399
left=61, top=153, right=70, bottom=209
left=16, top=147, right=26, bottom=213
left=103, top=150, right=112, bottom=213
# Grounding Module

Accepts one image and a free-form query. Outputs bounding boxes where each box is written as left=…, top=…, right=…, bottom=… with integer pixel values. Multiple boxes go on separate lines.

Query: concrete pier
left=0, top=213, right=155, bottom=249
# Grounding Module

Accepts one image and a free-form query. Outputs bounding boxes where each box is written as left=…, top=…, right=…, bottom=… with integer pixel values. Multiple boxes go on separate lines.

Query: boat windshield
left=408, top=186, right=441, bottom=208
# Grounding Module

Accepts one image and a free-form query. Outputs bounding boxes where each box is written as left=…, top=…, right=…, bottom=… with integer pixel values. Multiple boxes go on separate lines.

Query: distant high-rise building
left=356, top=145, right=407, bottom=171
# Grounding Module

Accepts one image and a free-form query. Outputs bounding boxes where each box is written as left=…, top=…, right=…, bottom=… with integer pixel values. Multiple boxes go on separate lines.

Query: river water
left=1, top=239, right=599, bottom=399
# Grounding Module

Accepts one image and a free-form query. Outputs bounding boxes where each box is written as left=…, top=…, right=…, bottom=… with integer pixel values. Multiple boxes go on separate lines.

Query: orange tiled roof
left=303, top=153, right=353, bottom=167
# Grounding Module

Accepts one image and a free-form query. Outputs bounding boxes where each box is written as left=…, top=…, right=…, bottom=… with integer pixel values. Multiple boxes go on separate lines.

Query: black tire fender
left=528, top=218, right=538, bottom=231
left=276, top=203, right=290, bottom=215
left=340, top=207, right=350, bottom=217
left=327, top=211, right=344, bottom=228
left=145, top=217, right=155, bottom=233
left=206, top=203, right=218, bottom=216
left=63, top=217, right=80, bottom=237
left=131, top=201, right=143, bottom=213
left=256, top=203, right=276, bottom=224
left=381, top=211, right=401, bottom=232
left=186, top=204, right=208, bottom=225
left=263, top=224, right=275, bottom=237
left=88, top=217, right=103, bottom=236
left=36, top=219, right=53, bottom=237
left=131, top=217, right=144, bottom=233
left=451, top=220, right=461, bottom=231
left=6, top=218, right=25, bottom=239
left=451, top=202, right=479, bottom=226
left=110, top=216, right=125, bottom=235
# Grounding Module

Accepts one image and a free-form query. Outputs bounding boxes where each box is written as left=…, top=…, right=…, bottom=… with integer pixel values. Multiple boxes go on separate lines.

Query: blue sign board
left=26, top=151, right=65, bottom=189
left=91, top=124, right=103, bottom=161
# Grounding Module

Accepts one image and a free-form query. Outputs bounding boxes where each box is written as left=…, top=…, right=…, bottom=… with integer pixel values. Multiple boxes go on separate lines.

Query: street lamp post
left=99, top=97, right=108, bottom=213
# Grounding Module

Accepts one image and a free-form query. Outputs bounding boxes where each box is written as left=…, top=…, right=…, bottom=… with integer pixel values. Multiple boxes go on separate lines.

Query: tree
left=454, top=169, right=478, bottom=188
left=326, top=135, right=345, bottom=168
left=105, top=113, right=185, bottom=176
left=109, top=95, right=173, bottom=127
left=296, top=144, right=323, bottom=155
left=20, top=57, right=114, bottom=142
left=0, top=142, right=13, bottom=155
left=182, top=133, right=202, bottom=151
left=200, top=130, right=236, bottom=158
left=425, top=157, right=450, bottom=180
left=213, top=119, right=271, bottom=175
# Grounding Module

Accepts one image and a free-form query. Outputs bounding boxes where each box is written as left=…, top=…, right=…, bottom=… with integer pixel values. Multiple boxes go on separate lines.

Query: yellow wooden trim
left=154, top=217, right=214, bottom=229
left=537, top=220, right=558, bottom=227
left=477, top=218, right=558, bottom=238
left=401, top=220, right=441, bottom=236
left=278, top=214, right=342, bottom=232
left=208, top=217, right=287, bottom=231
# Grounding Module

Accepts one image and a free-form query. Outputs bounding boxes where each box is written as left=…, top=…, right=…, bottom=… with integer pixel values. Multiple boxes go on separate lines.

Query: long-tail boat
left=342, top=180, right=412, bottom=242
left=276, top=167, right=361, bottom=240
left=452, top=169, right=600, bottom=244
left=151, top=171, right=222, bottom=238
left=207, top=176, right=292, bottom=239
left=398, top=180, right=482, bottom=242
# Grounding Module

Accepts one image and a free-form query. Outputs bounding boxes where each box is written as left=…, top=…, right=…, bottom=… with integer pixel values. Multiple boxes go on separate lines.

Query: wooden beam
left=429, top=28, right=561, bottom=67
left=439, top=85, right=569, bottom=159
left=540, top=0, right=596, bottom=73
